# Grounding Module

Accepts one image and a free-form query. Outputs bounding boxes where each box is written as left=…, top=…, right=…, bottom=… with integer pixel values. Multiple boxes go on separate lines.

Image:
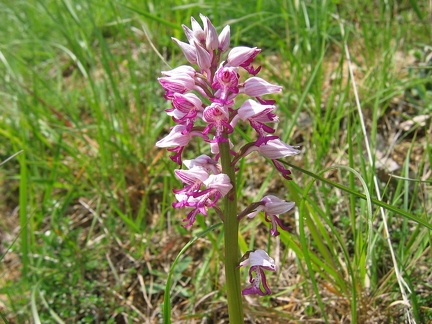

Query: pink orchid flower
left=245, top=195, right=295, bottom=236
left=239, top=250, right=277, bottom=296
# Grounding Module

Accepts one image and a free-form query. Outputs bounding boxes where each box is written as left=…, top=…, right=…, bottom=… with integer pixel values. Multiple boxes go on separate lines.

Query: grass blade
left=282, top=161, right=432, bottom=230
left=163, top=222, right=223, bottom=323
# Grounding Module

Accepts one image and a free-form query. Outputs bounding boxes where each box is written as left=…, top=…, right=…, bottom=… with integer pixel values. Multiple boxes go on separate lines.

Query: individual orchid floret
left=171, top=38, right=197, bottom=65
left=218, top=25, right=230, bottom=52
left=194, top=40, right=212, bottom=76
left=156, top=125, right=207, bottom=165
left=254, top=138, right=300, bottom=179
left=200, top=14, right=219, bottom=51
left=227, top=46, right=262, bottom=75
left=171, top=92, right=203, bottom=115
left=202, top=103, right=233, bottom=143
left=238, top=250, right=277, bottom=296
left=234, top=99, right=278, bottom=124
left=254, top=138, right=300, bottom=159
left=158, top=73, right=196, bottom=99
left=173, top=167, right=210, bottom=195
left=239, top=195, right=294, bottom=236
left=231, top=99, right=278, bottom=141
left=168, top=93, right=204, bottom=131
left=173, top=174, right=233, bottom=228
left=183, top=155, right=220, bottom=175
left=155, top=125, right=205, bottom=148
left=258, top=139, right=300, bottom=179
left=231, top=138, right=300, bottom=179
left=242, top=77, right=283, bottom=97
left=212, top=65, right=239, bottom=103
left=233, top=138, right=300, bottom=164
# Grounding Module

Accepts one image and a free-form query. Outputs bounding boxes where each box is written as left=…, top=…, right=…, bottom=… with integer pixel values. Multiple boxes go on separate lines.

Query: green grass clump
left=0, top=0, right=431, bottom=323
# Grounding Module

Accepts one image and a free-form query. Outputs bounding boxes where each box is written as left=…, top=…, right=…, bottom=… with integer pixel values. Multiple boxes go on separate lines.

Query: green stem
left=219, top=139, right=244, bottom=324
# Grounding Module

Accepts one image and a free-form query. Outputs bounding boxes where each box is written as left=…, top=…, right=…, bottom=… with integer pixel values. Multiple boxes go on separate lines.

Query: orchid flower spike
left=156, top=14, right=302, bottom=305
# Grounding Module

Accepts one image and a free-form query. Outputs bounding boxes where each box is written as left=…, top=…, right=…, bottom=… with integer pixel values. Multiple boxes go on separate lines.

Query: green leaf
left=281, top=160, right=432, bottom=230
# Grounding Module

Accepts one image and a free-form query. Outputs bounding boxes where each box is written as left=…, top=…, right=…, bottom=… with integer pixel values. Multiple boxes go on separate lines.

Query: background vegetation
left=0, top=0, right=431, bottom=323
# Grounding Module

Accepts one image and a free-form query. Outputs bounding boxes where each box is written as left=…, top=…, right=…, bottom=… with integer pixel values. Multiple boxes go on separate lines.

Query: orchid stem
left=219, top=139, right=244, bottom=324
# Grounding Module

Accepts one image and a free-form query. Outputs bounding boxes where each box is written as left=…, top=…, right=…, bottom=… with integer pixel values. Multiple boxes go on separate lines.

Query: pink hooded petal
left=243, top=77, right=283, bottom=97
left=172, top=93, right=203, bottom=113
left=194, top=41, right=212, bottom=72
left=203, top=174, right=232, bottom=196
left=156, top=125, right=206, bottom=148
left=183, top=155, right=220, bottom=174
left=257, top=139, right=300, bottom=159
left=181, top=24, right=195, bottom=44
left=262, top=195, right=295, bottom=215
left=174, top=167, right=210, bottom=184
left=248, top=250, right=277, bottom=271
left=237, top=99, right=276, bottom=121
left=202, top=103, right=230, bottom=122
left=155, top=125, right=191, bottom=147
left=190, top=16, right=206, bottom=43
left=158, top=74, right=196, bottom=94
left=161, top=65, right=196, bottom=77
left=172, top=38, right=197, bottom=64
left=218, top=25, right=230, bottom=51
left=200, top=14, right=219, bottom=51
left=227, top=46, right=260, bottom=67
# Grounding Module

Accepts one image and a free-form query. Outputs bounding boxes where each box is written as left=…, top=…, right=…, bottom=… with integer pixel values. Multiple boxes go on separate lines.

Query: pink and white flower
left=173, top=173, right=233, bottom=228
left=156, top=125, right=207, bottom=165
left=173, top=167, right=210, bottom=195
left=212, top=65, right=239, bottom=103
left=218, top=25, right=230, bottom=52
left=227, top=46, right=261, bottom=75
left=242, top=77, right=283, bottom=97
left=244, top=195, right=295, bottom=236
left=167, top=93, right=204, bottom=131
left=158, top=73, right=196, bottom=99
left=171, top=38, right=197, bottom=65
left=231, top=99, right=279, bottom=142
left=183, top=155, right=220, bottom=175
left=239, top=250, right=277, bottom=296
left=256, top=138, right=300, bottom=159
left=202, top=102, right=233, bottom=142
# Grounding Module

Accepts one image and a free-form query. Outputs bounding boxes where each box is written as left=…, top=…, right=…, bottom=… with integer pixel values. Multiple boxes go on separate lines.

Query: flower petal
left=243, top=77, right=282, bottom=97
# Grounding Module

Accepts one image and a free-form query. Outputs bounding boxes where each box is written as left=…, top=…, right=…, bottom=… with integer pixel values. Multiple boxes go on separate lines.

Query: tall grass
left=0, top=0, right=431, bottom=323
